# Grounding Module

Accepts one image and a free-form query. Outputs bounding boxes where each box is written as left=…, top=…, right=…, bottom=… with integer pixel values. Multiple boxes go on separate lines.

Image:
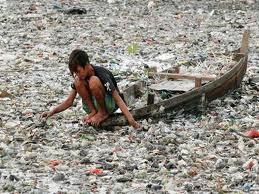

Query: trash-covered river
left=0, top=0, right=258, bottom=193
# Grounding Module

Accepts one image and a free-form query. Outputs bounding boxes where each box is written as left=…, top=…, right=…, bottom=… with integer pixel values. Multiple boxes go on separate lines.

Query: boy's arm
left=41, top=90, right=77, bottom=119
left=112, top=90, right=140, bottom=129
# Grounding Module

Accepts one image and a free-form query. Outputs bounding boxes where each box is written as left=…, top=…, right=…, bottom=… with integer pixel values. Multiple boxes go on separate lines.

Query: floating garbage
left=88, top=168, right=103, bottom=175
left=245, top=128, right=259, bottom=138
left=64, top=7, right=88, bottom=15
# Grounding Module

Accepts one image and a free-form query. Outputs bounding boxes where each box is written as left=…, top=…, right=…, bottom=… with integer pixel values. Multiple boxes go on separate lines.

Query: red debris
left=245, top=128, right=259, bottom=138
left=143, top=38, right=155, bottom=45
left=49, top=160, right=63, bottom=170
left=246, top=161, right=255, bottom=170
left=88, top=168, right=103, bottom=175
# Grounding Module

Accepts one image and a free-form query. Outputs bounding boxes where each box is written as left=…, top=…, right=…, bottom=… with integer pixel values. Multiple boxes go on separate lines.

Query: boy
left=41, top=49, right=140, bottom=128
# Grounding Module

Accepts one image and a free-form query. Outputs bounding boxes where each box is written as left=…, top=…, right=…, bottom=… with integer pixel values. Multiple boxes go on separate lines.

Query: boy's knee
left=89, top=76, right=101, bottom=91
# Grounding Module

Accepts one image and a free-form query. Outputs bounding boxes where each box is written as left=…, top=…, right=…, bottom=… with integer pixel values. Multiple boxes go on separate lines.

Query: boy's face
left=75, top=65, right=93, bottom=80
left=75, top=66, right=88, bottom=80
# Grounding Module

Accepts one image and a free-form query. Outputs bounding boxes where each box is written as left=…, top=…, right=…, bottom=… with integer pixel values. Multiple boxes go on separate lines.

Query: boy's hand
left=129, top=119, right=141, bottom=129
left=41, top=111, right=54, bottom=120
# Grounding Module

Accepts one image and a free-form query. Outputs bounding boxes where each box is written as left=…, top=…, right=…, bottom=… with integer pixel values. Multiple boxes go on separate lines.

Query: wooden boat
left=101, top=31, right=249, bottom=127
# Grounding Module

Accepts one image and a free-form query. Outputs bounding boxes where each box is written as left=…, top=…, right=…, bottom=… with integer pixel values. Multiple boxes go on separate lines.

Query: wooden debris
left=195, top=77, right=202, bottom=88
left=147, top=93, right=155, bottom=105
left=148, top=72, right=216, bottom=81
left=0, top=90, right=12, bottom=98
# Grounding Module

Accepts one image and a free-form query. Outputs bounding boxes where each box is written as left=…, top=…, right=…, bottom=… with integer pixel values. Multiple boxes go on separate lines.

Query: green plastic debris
left=127, top=43, right=140, bottom=54
left=80, top=134, right=96, bottom=141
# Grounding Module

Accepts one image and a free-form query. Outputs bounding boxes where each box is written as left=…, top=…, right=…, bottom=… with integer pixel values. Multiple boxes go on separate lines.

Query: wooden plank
left=202, top=57, right=246, bottom=94
left=206, top=74, right=237, bottom=102
left=122, top=84, right=136, bottom=106
left=195, top=77, right=202, bottom=88
left=147, top=93, right=155, bottom=105
left=101, top=87, right=203, bottom=127
left=121, top=81, right=145, bottom=106
left=148, top=72, right=216, bottom=81
left=240, top=30, right=249, bottom=54
left=233, top=30, right=249, bottom=62
left=205, top=56, right=247, bottom=102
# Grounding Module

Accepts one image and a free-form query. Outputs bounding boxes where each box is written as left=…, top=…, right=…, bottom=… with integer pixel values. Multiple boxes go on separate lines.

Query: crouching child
left=41, top=49, right=140, bottom=128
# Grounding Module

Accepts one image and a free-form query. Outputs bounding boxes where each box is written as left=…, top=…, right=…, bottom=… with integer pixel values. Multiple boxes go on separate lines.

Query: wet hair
left=68, top=49, right=90, bottom=76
